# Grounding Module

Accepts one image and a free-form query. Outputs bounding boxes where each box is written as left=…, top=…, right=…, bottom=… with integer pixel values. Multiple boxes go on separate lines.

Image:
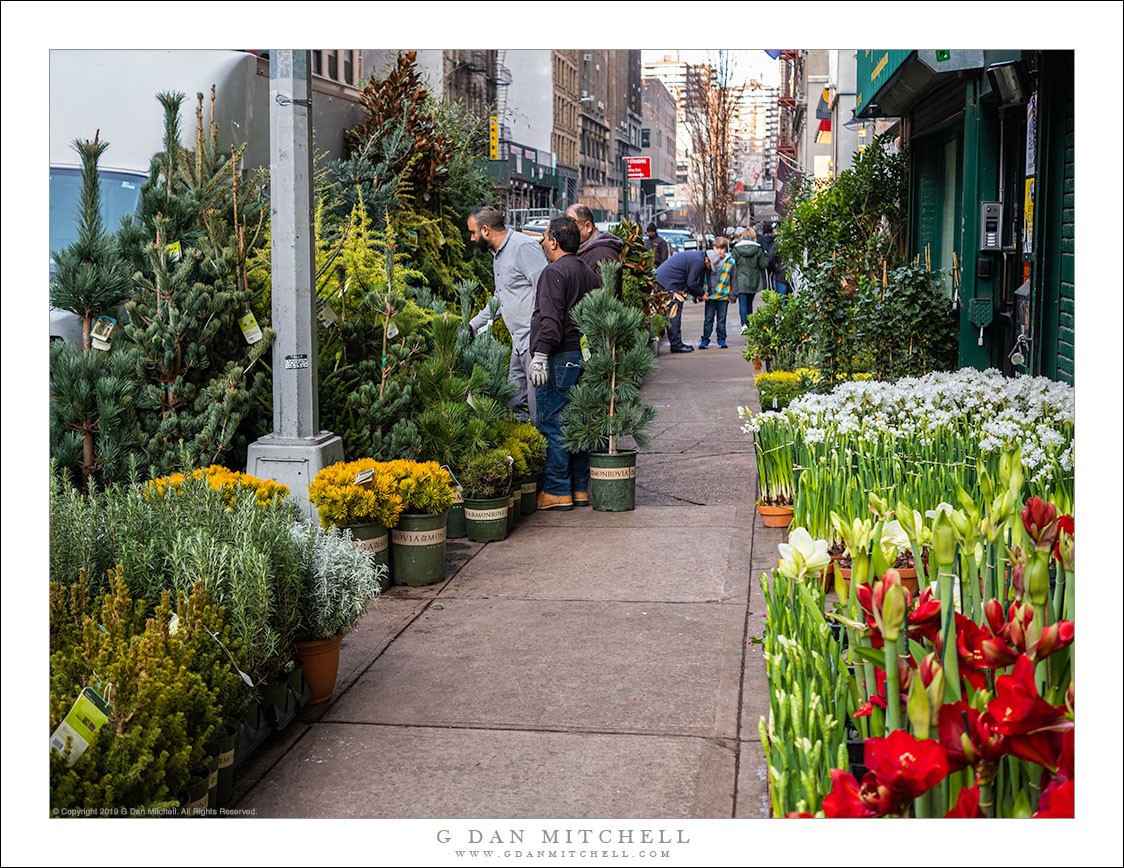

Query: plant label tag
left=50, top=687, right=109, bottom=766
left=316, top=298, right=339, bottom=326
left=284, top=354, right=310, bottom=370
left=439, top=465, right=460, bottom=489
left=168, top=613, right=180, bottom=635
left=385, top=321, right=400, bottom=340
left=165, top=241, right=181, bottom=262
left=353, top=469, right=375, bottom=486
left=580, top=334, right=591, bottom=362
left=239, top=310, right=263, bottom=345
left=466, top=393, right=477, bottom=410
left=90, top=315, right=116, bottom=351
left=206, top=627, right=255, bottom=687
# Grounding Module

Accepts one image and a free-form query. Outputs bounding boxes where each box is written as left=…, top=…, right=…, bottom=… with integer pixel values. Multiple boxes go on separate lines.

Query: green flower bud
left=908, top=673, right=931, bottom=739
left=1027, top=549, right=1050, bottom=607
left=881, top=583, right=907, bottom=642
left=932, top=509, right=957, bottom=565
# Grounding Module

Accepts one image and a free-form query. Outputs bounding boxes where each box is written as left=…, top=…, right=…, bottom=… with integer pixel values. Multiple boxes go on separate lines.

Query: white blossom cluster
left=747, top=368, right=1074, bottom=484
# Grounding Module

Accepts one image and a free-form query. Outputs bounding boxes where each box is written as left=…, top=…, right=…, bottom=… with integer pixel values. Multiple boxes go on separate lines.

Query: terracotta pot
left=756, top=503, right=794, bottom=528
left=836, top=566, right=919, bottom=598
left=295, top=635, right=343, bottom=704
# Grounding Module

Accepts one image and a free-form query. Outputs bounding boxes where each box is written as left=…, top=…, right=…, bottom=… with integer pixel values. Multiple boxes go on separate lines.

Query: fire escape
left=776, top=50, right=803, bottom=169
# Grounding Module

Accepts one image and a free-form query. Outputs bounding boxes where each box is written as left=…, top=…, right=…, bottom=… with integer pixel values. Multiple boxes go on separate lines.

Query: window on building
left=641, top=128, right=650, bottom=148
left=312, top=50, right=360, bottom=87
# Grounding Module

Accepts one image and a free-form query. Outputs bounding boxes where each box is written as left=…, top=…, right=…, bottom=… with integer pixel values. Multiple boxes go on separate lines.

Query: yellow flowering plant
left=144, top=465, right=289, bottom=506
left=308, top=459, right=405, bottom=529
left=384, top=459, right=455, bottom=515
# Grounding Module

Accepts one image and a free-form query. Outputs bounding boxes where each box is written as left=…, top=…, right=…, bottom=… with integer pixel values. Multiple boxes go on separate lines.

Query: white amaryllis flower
left=778, top=527, right=832, bottom=583
left=879, top=519, right=911, bottom=562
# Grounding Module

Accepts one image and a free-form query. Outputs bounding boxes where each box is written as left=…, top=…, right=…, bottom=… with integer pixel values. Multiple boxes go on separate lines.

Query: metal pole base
left=246, top=431, right=344, bottom=521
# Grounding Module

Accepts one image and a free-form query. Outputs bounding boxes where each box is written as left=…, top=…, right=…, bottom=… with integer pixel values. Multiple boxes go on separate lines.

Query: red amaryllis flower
left=822, top=768, right=897, bottom=818
left=956, top=613, right=1016, bottom=689
left=1032, top=620, right=1075, bottom=662
left=1021, top=496, right=1059, bottom=551
left=1054, top=514, right=1074, bottom=568
left=864, top=729, right=950, bottom=802
left=946, top=786, right=986, bottom=818
left=938, top=701, right=1006, bottom=783
left=907, top=587, right=942, bottom=646
left=988, top=655, right=1074, bottom=771
left=783, top=812, right=816, bottom=818
left=1033, top=779, right=1074, bottom=818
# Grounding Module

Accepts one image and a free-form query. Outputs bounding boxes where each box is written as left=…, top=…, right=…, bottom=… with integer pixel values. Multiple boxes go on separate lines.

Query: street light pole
left=246, top=49, right=343, bottom=518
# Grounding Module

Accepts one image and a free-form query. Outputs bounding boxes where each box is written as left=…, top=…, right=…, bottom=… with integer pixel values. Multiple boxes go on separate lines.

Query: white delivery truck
left=49, top=49, right=365, bottom=344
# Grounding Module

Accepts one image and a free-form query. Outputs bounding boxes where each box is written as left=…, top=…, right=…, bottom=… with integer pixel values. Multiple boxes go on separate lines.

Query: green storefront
left=857, top=50, right=1074, bottom=383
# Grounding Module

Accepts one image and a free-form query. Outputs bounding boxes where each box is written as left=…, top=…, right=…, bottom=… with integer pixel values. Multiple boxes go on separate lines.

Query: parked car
left=657, top=230, right=690, bottom=254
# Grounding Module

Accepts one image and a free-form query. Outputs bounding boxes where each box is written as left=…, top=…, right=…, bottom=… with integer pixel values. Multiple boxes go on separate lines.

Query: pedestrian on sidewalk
left=645, top=222, right=669, bottom=267
left=467, top=205, right=548, bottom=423
left=731, top=227, right=769, bottom=333
left=654, top=249, right=710, bottom=353
left=699, top=237, right=735, bottom=349
left=565, top=203, right=624, bottom=297
left=759, top=223, right=790, bottom=296
left=529, top=215, right=599, bottom=510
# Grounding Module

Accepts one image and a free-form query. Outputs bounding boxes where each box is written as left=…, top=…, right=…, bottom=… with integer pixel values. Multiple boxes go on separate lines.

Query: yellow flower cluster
left=144, top=466, right=289, bottom=506
left=308, top=459, right=455, bottom=529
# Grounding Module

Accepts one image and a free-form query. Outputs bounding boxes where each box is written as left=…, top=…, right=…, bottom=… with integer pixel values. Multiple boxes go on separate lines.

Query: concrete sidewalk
left=236, top=299, right=780, bottom=818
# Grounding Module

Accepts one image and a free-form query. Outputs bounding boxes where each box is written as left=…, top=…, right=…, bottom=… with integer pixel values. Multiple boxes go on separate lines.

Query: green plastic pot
left=447, top=488, right=467, bottom=539
left=519, top=475, right=538, bottom=514
left=464, top=495, right=509, bottom=542
left=390, top=511, right=448, bottom=587
left=508, top=481, right=520, bottom=531
left=215, top=727, right=238, bottom=805
left=344, top=521, right=391, bottom=591
left=589, top=450, right=637, bottom=512
left=182, top=772, right=210, bottom=816
left=206, top=755, right=220, bottom=809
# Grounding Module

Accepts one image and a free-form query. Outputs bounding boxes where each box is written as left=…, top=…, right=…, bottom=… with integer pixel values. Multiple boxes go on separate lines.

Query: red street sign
left=625, top=156, right=651, bottom=179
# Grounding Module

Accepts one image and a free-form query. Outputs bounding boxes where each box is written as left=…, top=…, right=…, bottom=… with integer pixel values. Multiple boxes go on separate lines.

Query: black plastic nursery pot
left=182, top=772, right=210, bottom=816
left=344, top=521, right=391, bottom=590
left=589, top=450, right=637, bottom=512
left=464, top=495, right=509, bottom=542
left=447, top=489, right=467, bottom=539
left=390, top=511, right=448, bottom=587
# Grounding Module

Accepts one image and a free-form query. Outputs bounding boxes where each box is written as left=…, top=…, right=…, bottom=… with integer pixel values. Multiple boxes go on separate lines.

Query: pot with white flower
left=292, top=523, right=387, bottom=704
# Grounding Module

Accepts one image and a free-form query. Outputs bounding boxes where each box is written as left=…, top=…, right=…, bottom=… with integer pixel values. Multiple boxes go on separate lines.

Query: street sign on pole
left=489, top=116, right=499, bottom=160
left=625, top=156, right=651, bottom=179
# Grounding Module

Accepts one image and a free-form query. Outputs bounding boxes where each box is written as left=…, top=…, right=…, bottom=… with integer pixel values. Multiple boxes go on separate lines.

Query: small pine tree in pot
left=562, top=262, right=657, bottom=512
left=459, top=448, right=512, bottom=542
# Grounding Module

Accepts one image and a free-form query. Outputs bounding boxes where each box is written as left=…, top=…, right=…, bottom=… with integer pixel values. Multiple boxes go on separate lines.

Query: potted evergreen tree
left=562, top=263, right=657, bottom=512
left=460, top=448, right=513, bottom=542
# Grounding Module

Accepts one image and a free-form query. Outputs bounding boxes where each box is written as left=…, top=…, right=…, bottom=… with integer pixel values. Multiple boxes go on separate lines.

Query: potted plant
left=308, top=459, right=405, bottom=587
left=291, top=522, right=385, bottom=703
left=385, top=460, right=455, bottom=586
left=507, top=421, right=547, bottom=515
left=460, top=448, right=512, bottom=542
left=562, top=265, right=657, bottom=512
left=744, top=412, right=796, bottom=527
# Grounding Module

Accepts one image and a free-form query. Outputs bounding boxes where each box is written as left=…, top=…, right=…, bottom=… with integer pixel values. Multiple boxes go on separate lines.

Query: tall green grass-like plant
left=562, top=263, right=657, bottom=455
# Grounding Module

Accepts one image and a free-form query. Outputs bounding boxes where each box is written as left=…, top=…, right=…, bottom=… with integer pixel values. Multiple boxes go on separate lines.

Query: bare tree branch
left=684, top=51, right=744, bottom=237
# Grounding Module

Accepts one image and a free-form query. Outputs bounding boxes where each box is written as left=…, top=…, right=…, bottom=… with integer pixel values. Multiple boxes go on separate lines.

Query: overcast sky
left=640, top=50, right=781, bottom=87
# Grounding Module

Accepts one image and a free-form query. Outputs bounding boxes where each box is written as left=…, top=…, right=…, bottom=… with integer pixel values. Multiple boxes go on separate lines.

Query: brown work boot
left=572, top=490, right=590, bottom=507
left=537, top=491, right=573, bottom=511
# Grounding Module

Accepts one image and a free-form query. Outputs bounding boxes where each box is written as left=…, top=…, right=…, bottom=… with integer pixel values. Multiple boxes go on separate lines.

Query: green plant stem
left=939, top=569, right=962, bottom=701
left=884, top=636, right=901, bottom=733
left=980, top=781, right=995, bottom=818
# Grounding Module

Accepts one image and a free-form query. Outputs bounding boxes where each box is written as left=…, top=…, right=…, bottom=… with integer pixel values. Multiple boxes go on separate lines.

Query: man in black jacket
left=529, top=216, right=599, bottom=510
left=646, top=222, right=670, bottom=267
left=565, top=203, right=624, bottom=296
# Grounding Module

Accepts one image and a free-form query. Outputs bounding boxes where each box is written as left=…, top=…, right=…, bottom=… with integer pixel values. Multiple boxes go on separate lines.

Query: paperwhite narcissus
left=778, top=527, right=831, bottom=582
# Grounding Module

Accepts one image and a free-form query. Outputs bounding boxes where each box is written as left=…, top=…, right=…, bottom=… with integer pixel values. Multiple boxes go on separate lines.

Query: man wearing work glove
left=467, top=205, right=548, bottom=422
left=528, top=215, right=598, bottom=510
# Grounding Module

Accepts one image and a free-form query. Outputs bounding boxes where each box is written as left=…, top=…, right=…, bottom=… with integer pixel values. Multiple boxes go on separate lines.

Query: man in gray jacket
left=467, top=205, right=548, bottom=422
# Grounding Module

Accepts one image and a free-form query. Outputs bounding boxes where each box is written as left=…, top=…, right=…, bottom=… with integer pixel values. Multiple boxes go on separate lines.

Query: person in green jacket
left=730, top=227, right=770, bottom=333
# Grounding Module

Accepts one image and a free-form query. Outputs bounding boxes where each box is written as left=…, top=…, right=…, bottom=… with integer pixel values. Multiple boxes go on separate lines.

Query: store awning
left=856, top=50, right=987, bottom=118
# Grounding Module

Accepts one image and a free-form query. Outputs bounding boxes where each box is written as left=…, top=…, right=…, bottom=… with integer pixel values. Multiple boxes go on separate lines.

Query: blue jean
left=701, top=299, right=729, bottom=343
left=534, top=349, right=590, bottom=496
left=737, top=293, right=755, bottom=327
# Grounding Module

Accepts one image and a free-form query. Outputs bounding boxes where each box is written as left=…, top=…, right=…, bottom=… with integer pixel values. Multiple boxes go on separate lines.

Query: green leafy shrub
left=291, top=524, right=385, bottom=641
left=459, top=448, right=512, bottom=500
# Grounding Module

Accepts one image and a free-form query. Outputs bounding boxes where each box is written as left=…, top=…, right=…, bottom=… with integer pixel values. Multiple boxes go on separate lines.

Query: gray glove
left=529, top=352, right=549, bottom=388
